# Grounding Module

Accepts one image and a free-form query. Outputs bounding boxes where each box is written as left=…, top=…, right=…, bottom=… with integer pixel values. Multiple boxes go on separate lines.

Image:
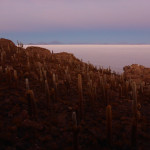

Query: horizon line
left=25, top=43, right=150, bottom=46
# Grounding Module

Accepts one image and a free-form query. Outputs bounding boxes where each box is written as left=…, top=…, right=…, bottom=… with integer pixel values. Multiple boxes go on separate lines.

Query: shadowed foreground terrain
left=0, top=38, right=150, bottom=150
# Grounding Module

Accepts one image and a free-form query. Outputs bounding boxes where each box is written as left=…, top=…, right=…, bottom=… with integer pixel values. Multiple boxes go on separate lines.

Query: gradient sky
left=0, top=0, right=150, bottom=44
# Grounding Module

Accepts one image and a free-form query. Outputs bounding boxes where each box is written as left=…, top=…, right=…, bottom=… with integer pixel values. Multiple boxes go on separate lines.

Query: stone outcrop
left=123, top=64, right=150, bottom=83
left=0, top=38, right=16, bottom=49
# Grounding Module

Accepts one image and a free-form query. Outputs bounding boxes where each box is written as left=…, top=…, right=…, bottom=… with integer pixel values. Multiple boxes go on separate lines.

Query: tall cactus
left=72, top=111, right=78, bottom=150
left=78, top=74, right=83, bottom=120
left=119, top=84, right=122, bottom=98
left=14, top=70, right=18, bottom=87
left=106, top=105, right=112, bottom=145
left=53, top=73, right=57, bottom=101
left=132, top=82, right=137, bottom=119
left=25, top=78, right=30, bottom=90
left=45, top=79, right=51, bottom=108
left=131, top=82, right=138, bottom=147
left=26, top=90, right=38, bottom=120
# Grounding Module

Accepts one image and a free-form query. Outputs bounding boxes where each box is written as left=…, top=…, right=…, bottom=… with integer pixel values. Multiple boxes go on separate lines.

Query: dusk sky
left=0, top=0, right=150, bottom=44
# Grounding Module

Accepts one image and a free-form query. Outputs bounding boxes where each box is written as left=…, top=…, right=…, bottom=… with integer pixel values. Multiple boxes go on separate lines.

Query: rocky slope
left=0, top=38, right=150, bottom=150
left=124, top=64, right=150, bottom=83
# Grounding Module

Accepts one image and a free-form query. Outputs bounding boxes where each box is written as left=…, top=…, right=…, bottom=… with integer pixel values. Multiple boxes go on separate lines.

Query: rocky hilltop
left=124, top=64, right=150, bottom=83
left=0, top=38, right=150, bottom=150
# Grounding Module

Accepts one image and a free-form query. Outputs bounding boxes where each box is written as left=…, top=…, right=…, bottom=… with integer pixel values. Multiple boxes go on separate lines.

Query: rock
left=26, top=46, right=51, bottom=58
left=124, top=64, right=150, bottom=83
left=0, top=38, right=16, bottom=48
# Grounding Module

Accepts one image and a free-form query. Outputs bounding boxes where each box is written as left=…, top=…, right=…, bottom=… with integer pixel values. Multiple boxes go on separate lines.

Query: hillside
left=0, top=38, right=150, bottom=150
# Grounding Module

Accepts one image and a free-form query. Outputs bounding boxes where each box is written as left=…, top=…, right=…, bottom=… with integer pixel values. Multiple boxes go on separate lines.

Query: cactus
left=88, top=79, right=97, bottom=106
left=105, top=83, right=111, bottom=105
left=132, top=82, right=137, bottom=118
left=125, top=81, right=129, bottom=97
left=72, top=111, right=78, bottom=150
left=101, top=78, right=106, bottom=103
left=14, top=70, right=17, bottom=80
left=140, top=81, right=144, bottom=95
left=26, top=90, right=37, bottom=120
left=39, top=68, right=43, bottom=82
left=1, top=51, right=6, bottom=65
left=7, top=44, right=10, bottom=53
left=106, top=105, right=112, bottom=145
left=0, top=66, right=3, bottom=74
left=45, top=80, right=51, bottom=108
left=5, top=66, right=11, bottom=85
left=25, top=78, right=30, bottom=90
left=11, top=56, right=14, bottom=62
left=72, top=111, right=77, bottom=128
left=43, top=70, right=47, bottom=80
left=65, top=66, right=71, bottom=83
left=131, top=82, right=138, bottom=147
left=110, top=74, right=115, bottom=88
left=53, top=73, right=56, bottom=85
left=131, top=117, right=137, bottom=147
left=14, top=70, right=18, bottom=87
left=119, top=84, right=122, bottom=98
left=93, top=82, right=97, bottom=101
left=53, top=73, right=58, bottom=101
left=27, top=57, right=30, bottom=70
left=78, top=74, right=83, bottom=120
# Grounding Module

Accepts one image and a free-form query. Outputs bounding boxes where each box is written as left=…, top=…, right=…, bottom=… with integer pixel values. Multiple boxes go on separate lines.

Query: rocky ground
left=0, top=38, right=150, bottom=150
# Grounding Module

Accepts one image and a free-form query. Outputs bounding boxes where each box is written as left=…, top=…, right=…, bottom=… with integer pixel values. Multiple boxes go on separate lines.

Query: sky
left=0, top=0, right=150, bottom=44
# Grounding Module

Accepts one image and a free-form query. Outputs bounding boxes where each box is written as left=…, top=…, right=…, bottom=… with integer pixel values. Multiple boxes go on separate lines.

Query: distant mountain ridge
left=28, top=41, right=63, bottom=45
left=27, top=41, right=150, bottom=45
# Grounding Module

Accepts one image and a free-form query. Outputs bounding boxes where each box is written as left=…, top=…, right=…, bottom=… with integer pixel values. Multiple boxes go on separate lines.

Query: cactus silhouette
left=106, top=105, right=112, bottom=145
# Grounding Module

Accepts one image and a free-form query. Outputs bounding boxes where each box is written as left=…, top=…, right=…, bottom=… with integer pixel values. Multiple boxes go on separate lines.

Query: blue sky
left=0, top=0, right=150, bottom=44
left=2, top=29, right=150, bottom=44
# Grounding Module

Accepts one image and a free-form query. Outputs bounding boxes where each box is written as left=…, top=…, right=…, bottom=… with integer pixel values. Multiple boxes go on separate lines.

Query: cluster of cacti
left=17, top=40, right=24, bottom=48
left=0, top=39, right=149, bottom=150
